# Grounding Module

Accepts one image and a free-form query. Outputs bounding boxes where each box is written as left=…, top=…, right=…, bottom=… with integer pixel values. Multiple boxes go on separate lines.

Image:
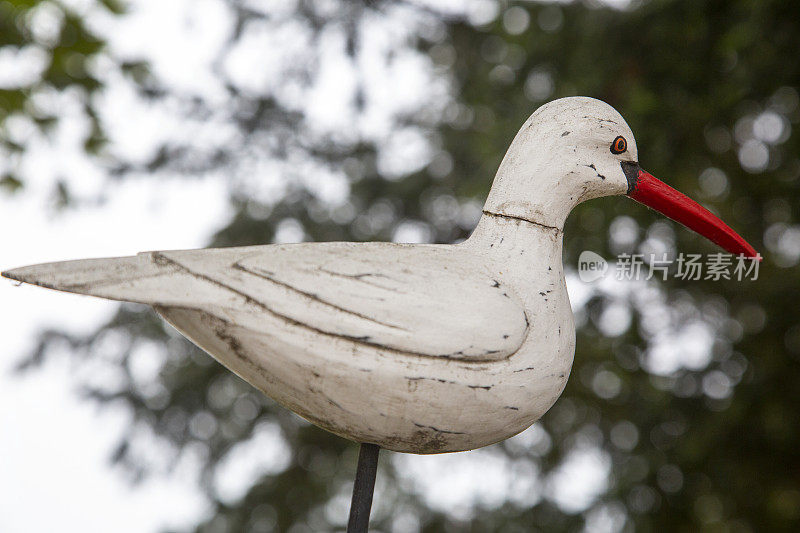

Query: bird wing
left=156, top=242, right=529, bottom=361
left=2, top=242, right=529, bottom=362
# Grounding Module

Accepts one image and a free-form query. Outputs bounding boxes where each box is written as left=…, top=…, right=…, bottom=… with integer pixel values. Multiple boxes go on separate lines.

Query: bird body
left=5, top=215, right=572, bottom=453
left=2, top=97, right=758, bottom=453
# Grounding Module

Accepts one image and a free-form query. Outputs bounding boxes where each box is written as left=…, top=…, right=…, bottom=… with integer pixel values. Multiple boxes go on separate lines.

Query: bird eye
left=611, top=136, right=627, bottom=154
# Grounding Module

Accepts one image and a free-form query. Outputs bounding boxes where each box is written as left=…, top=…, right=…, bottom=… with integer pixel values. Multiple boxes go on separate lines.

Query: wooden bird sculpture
left=2, top=97, right=758, bottom=455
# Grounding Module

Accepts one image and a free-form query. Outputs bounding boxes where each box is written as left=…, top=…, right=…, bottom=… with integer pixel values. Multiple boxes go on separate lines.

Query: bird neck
left=482, top=160, right=582, bottom=231
left=463, top=212, right=565, bottom=293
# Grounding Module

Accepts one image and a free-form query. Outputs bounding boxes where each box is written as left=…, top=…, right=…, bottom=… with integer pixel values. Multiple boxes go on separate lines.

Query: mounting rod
left=346, top=443, right=380, bottom=532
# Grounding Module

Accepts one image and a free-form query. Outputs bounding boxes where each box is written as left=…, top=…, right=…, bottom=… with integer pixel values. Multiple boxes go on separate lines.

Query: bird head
left=483, top=96, right=758, bottom=259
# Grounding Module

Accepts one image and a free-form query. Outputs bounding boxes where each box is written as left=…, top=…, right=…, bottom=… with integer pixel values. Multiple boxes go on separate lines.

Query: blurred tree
left=0, top=0, right=126, bottom=194
left=3, top=0, right=800, bottom=531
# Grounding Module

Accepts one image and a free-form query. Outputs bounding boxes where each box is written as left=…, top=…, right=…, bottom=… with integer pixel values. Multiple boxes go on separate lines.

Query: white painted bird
left=2, top=97, right=758, bottom=454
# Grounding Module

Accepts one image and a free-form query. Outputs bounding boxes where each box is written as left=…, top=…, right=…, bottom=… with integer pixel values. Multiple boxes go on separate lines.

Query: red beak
left=622, top=162, right=760, bottom=259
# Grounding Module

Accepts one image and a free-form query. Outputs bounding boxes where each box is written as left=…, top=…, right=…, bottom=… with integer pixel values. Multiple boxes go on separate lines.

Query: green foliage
left=4, top=0, right=800, bottom=531
left=0, top=0, right=120, bottom=189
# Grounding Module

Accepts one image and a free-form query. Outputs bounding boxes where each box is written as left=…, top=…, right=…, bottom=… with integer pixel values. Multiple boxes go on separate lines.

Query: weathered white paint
left=2, top=97, right=641, bottom=453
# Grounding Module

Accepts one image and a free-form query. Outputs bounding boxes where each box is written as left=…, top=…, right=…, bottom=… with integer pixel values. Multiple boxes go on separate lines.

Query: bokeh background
left=1, top=0, right=799, bottom=531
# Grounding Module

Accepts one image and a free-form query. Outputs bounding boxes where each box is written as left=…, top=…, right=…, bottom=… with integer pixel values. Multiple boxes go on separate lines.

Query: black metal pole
left=347, top=443, right=380, bottom=533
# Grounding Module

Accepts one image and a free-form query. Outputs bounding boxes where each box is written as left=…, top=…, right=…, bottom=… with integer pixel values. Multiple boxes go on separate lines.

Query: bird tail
left=1, top=252, right=182, bottom=305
